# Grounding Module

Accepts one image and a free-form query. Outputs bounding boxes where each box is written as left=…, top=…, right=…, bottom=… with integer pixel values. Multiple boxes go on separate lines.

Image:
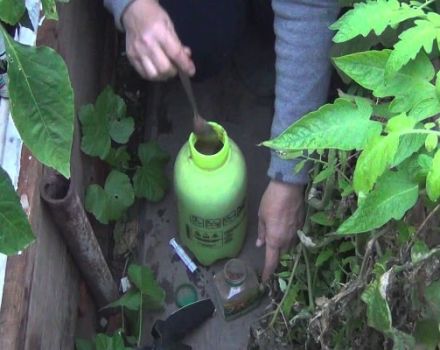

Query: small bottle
left=213, top=258, right=263, bottom=321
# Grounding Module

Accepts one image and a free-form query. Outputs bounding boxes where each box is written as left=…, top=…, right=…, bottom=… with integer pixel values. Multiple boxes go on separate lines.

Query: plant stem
left=137, top=293, right=143, bottom=347
left=418, top=0, right=436, bottom=10
left=269, top=244, right=303, bottom=328
left=303, top=248, right=315, bottom=310
left=415, top=204, right=440, bottom=238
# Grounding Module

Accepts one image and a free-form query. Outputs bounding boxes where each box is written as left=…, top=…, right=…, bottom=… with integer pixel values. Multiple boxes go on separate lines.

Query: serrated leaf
left=339, top=170, right=418, bottom=234
left=133, top=142, right=169, bottom=202
left=425, top=134, right=438, bottom=152
left=0, top=0, right=26, bottom=24
left=315, top=248, right=333, bottom=267
left=386, top=14, right=440, bottom=80
left=1, top=27, right=74, bottom=178
left=0, top=167, right=35, bottom=255
left=353, top=134, right=400, bottom=194
left=311, top=212, right=335, bottom=227
left=80, top=87, right=134, bottom=159
left=414, top=319, right=440, bottom=350
left=330, top=0, right=423, bottom=43
left=426, top=149, right=440, bottom=201
left=334, top=50, right=436, bottom=114
left=128, top=264, right=165, bottom=310
left=385, top=114, right=415, bottom=133
left=85, top=170, right=134, bottom=224
left=104, top=290, right=141, bottom=311
left=361, top=279, right=392, bottom=332
left=411, top=240, right=430, bottom=263
left=392, top=133, right=426, bottom=167
left=262, top=98, right=381, bottom=151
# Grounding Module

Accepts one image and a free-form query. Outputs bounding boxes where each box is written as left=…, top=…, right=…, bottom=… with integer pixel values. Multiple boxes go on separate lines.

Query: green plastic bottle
left=174, top=122, right=247, bottom=266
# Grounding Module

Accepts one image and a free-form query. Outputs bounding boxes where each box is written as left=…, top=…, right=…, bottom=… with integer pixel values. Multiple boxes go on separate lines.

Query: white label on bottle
left=227, top=286, right=242, bottom=299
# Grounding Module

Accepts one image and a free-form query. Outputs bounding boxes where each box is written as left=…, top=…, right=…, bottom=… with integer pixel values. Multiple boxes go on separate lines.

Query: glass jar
left=213, top=258, right=263, bottom=320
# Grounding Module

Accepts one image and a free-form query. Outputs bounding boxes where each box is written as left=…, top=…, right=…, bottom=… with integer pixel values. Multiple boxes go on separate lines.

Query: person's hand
left=122, top=0, right=195, bottom=80
left=257, top=180, right=305, bottom=282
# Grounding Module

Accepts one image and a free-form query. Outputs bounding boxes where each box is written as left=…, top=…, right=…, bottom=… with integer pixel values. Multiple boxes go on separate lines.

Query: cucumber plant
left=262, top=0, right=440, bottom=348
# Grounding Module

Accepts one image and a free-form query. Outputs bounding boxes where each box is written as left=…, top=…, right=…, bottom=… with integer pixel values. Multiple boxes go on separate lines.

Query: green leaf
left=80, top=87, right=134, bottom=159
left=411, top=240, right=430, bottom=263
left=386, top=14, right=440, bottom=80
left=128, top=264, right=165, bottom=310
left=339, top=169, right=418, bottom=234
left=85, top=170, right=134, bottom=224
left=408, top=97, right=440, bottom=122
left=1, top=27, right=74, bottom=178
left=353, top=134, right=400, bottom=194
left=426, top=149, right=440, bottom=201
left=425, top=134, right=438, bottom=152
left=75, top=339, right=95, bottom=350
left=282, top=283, right=300, bottom=318
left=104, top=290, right=141, bottom=311
left=334, top=50, right=436, bottom=114
left=390, top=329, right=416, bottom=350
left=133, top=142, right=169, bottom=202
left=95, top=332, right=129, bottom=350
left=338, top=241, right=355, bottom=253
left=278, top=278, right=287, bottom=292
left=310, top=212, right=335, bottom=227
left=361, top=279, right=392, bottom=332
left=104, top=147, right=131, bottom=170
left=414, top=319, right=440, bottom=350
left=0, top=167, right=35, bottom=255
left=313, top=163, right=335, bottom=185
left=392, top=133, right=426, bottom=167
left=330, top=0, right=423, bottom=43
left=424, top=281, right=440, bottom=322
left=42, top=0, right=59, bottom=20
left=385, top=114, right=415, bottom=133
left=294, top=159, right=307, bottom=174
left=0, top=0, right=25, bottom=24
left=262, top=98, right=381, bottom=151
left=315, top=248, right=333, bottom=267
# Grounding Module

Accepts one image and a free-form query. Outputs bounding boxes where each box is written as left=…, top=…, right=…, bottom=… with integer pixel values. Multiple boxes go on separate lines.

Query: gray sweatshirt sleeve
left=268, top=0, right=339, bottom=184
left=104, top=0, right=135, bottom=30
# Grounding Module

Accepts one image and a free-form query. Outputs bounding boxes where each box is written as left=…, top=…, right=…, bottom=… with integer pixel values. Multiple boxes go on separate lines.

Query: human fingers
left=147, top=42, right=177, bottom=80
left=262, top=244, right=280, bottom=282
left=256, top=218, right=266, bottom=248
left=140, top=56, right=160, bottom=80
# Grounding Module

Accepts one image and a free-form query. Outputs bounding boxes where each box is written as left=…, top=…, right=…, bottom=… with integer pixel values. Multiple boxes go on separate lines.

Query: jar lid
left=224, top=258, right=247, bottom=286
left=175, top=283, right=198, bottom=308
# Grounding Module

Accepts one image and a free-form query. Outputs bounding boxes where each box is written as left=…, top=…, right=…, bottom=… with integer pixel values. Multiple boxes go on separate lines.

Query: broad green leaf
left=262, top=98, right=381, bottom=151
left=386, top=14, right=440, bottom=80
left=339, top=170, right=418, bottom=234
left=390, top=329, right=416, bottom=350
left=426, top=149, right=440, bottom=201
left=392, top=133, right=425, bottom=167
left=85, top=170, right=134, bottom=224
left=80, top=87, right=134, bottom=159
left=408, top=97, right=440, bottom=122
left=414, top=319, right=440, bottom=350
left=411, top=240, right=430, bottom=263
left=425, top=134, right=438, bottom=152
left=353, top=134, right=399, bottom=194
left=330, top=0, right=423, bottom=43
left=334, top=50, right=436, bottom=114
left=104, top=290, right=141, bottom=311
left=0, top=0, right=25, bottom=24
left=104, top=147, right=131, bottom=171
left=361, top=279, right=392, bottom=332
left=385, top=114, right=415, bottom=133
left=315, top=248, right=333, bottom=267
left=0, top=167, right=35, bottom=255
left=418, top=154, right=433, bottom=175
left=128, top=264, right=165, bottom=310
left=310, top=212, right=335, bottom=227
left=133, top=142, right=169, bottom=202
left=1, top=27, right=74, bottom=178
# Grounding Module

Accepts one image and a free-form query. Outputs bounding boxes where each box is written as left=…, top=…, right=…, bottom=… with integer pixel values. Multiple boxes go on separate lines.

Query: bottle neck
left=224, top=259, right=247, bottom=286
left=189, top=122, right=230, bottom=170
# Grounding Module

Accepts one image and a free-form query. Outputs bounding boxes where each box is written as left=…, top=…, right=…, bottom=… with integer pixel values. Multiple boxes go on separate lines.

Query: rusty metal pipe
left=40, top=171, right=119, bottom=307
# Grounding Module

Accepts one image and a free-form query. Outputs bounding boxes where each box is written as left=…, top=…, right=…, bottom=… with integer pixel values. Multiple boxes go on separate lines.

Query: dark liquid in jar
left=195, top=139, right=223, bottom=155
